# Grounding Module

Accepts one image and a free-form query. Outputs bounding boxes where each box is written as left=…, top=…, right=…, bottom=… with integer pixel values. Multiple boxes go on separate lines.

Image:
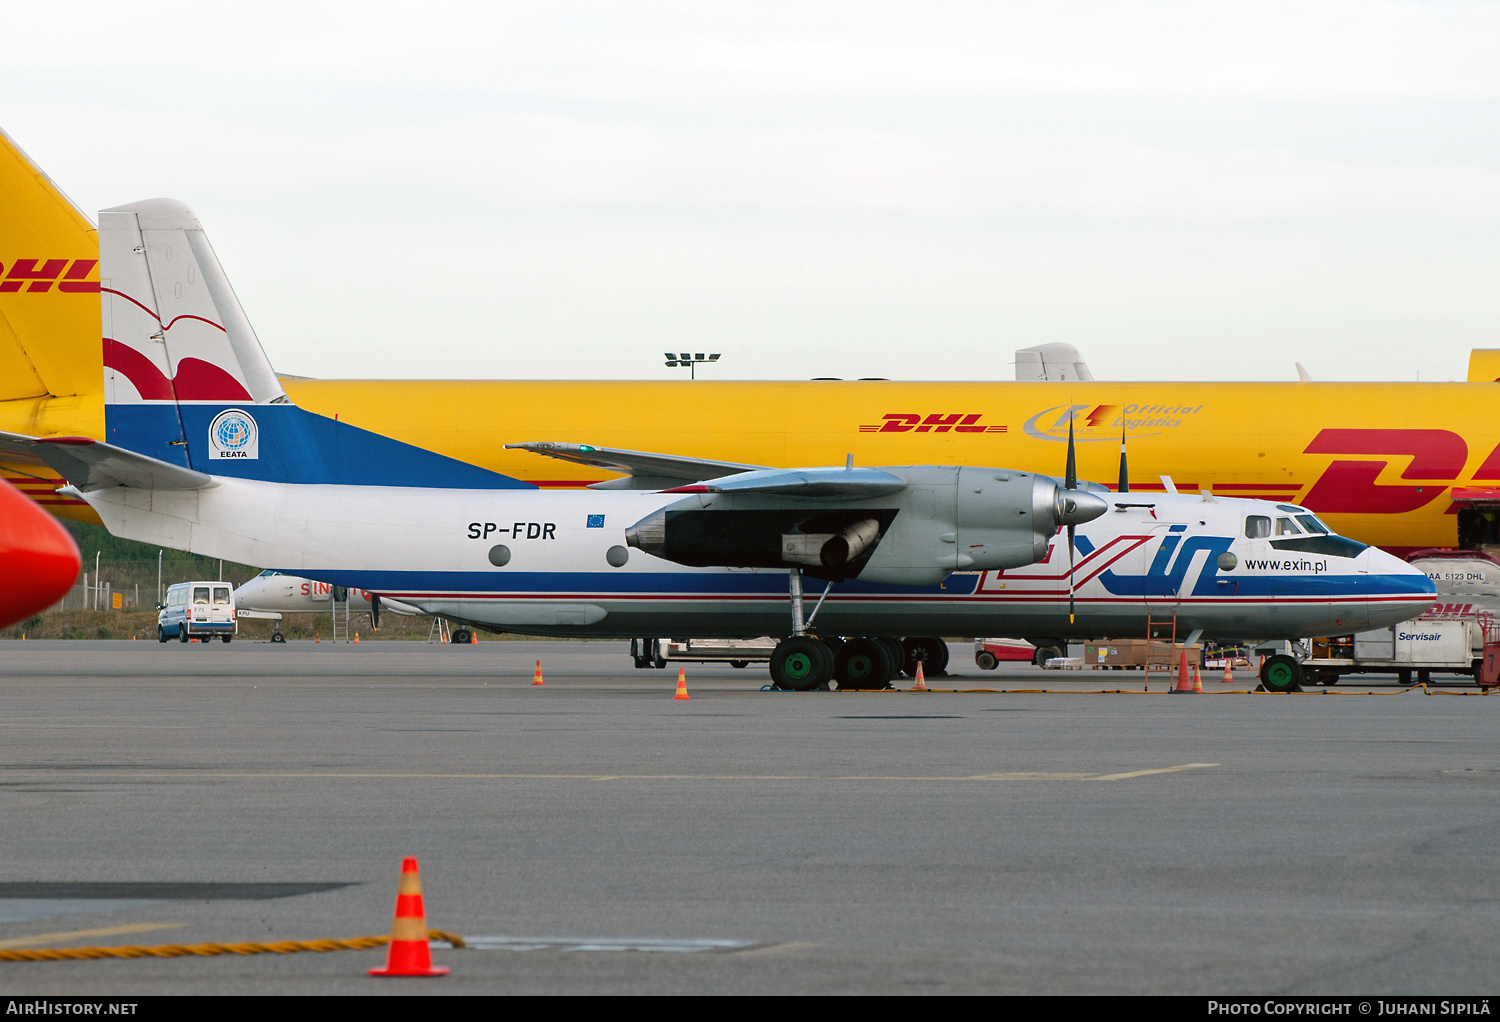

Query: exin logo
left=208, top=409, right=259, bottom=460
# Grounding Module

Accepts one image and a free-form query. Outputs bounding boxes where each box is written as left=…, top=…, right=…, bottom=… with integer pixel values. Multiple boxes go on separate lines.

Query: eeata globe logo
left=208, top=409, right=259, bottom=460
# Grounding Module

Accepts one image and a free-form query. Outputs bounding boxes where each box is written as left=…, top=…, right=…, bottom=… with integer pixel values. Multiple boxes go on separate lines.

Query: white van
left=157, top=581, right=237, bottom=643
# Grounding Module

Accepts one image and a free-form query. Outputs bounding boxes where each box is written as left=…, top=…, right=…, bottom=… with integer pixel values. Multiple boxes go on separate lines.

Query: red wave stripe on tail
left=102, top=341, right=253, bottom=401
left=172, top=357, right=252, bottom=401
left=103, top=338, right=174, bottom=400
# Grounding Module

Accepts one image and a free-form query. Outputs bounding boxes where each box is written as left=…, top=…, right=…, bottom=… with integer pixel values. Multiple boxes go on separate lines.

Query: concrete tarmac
left=0, top=639, right=1495, bottom=995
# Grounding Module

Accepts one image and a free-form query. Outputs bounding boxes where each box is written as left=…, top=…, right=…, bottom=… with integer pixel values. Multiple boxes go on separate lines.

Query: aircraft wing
left=504, top=442, right=763, bottom=484
left=664, top=466, right=908, bottom=498
left=0, top=430, right=213, bottom=492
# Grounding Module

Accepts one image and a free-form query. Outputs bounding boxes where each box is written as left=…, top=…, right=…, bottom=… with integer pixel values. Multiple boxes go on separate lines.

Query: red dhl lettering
left=0, top=258, right=100, bottom=293
left=859, top=413, right=1005, bottom=434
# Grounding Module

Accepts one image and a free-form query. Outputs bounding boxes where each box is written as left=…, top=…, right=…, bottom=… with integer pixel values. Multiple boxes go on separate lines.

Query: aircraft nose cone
left=1058, top=490, right=1109, bottom=527
left=0, top=480, right=82, bottom=629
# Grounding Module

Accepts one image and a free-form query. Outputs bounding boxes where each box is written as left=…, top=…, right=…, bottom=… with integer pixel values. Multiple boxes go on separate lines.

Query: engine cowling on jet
left=625, top=465, right=1107, bottom=586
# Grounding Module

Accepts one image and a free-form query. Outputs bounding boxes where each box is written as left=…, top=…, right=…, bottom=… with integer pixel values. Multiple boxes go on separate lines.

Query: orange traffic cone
left=1192, top=665, right=1203, bottom=693
left=673, top=667, right=690, bottom=700
left=1222, top=659, right=1234, bottom=683
left=912, top=661, right=928, bottom=691
left=315, top=633, right=321, bottom=644
left=1172, top=651, right=1195, bottom=693
left=354, top=632, right=360, bottom=644
left=532, top=660, right=544, bottom=686
left=368, top=856, right=447, bottom=977
left=470, top=631, right=477, bottom=645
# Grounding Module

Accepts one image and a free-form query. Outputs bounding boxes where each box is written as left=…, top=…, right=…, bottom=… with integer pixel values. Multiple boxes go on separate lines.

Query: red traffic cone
left=354, top=632, right=360, bottom=644
left=1172, top=650, right=1195, bottom=693
left=673, top=667, right=690, bottom=700
left=912, top=661, right=928, bottom=691
left=1192, top=665, right=1203, bottom=693
left=532, top=660, right=544, bottom=686
left=368, top=856, right=448, bottom=977
left=470, top=630, right=477, bottom=645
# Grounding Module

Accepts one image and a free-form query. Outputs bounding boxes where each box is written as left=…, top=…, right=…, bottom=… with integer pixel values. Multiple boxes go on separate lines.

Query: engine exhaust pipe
left=820, top=518, right=881, bottom=570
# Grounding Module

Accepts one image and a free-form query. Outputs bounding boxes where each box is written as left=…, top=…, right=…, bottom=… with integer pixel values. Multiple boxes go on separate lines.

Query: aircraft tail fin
left=99, top=199, right=530, bottom=490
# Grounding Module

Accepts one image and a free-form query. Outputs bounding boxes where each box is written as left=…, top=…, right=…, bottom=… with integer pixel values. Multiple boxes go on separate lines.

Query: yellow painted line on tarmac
left=0, top=922, right=186, bottom=949
left=0, top=764, right=1217, bottom=782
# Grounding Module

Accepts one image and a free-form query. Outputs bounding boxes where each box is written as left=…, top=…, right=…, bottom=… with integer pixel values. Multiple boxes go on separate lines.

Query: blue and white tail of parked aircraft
left=0, top=198, right=1434, bottom=690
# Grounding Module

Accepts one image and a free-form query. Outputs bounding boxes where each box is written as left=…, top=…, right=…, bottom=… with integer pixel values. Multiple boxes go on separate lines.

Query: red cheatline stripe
left=102, top=287, right=226, bottom=332
left=1213, top=483, right=1302, bottom=491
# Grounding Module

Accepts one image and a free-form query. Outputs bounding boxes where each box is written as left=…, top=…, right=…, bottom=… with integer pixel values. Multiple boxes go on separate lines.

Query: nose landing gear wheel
left=770, top=636, right=834, bottom=691
left=270, top=631, right=286, bottom=644
left=450, top=628, right=473, bottom=645
left=834, top=637, right=895, bottom=690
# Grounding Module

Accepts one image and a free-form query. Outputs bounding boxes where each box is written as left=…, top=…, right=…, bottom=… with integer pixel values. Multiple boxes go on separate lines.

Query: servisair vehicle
left=0, top=127, right=1498, bottom=559
left=0, top=199, right=1433, bottom=692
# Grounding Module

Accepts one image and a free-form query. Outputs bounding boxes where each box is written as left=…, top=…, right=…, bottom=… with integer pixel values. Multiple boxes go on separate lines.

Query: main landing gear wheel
left=271, top=631, right=286, bottom=644
left=770, top=636, right=834, bottom=691
left=901, top=637, right=949, bottom=677
left=834, top=637, right=895, bottom=690
left=1260, top=654, right=1303, bottom=693
left=876, top=637, right=907, bottom=677
left=451, top=628, right=473, bottom=645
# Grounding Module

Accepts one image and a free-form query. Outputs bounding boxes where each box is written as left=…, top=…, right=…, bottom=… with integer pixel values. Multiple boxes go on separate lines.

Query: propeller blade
left=1065, top=419, right=1077, bottom=491
left=1118, top=423, right=1129, bottom=494
left=1067, top=523, right=1076, bottom=624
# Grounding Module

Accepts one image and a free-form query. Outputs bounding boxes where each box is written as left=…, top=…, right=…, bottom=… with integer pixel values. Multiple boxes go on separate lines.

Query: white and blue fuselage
left=79, top=476, right=1432, bottom=643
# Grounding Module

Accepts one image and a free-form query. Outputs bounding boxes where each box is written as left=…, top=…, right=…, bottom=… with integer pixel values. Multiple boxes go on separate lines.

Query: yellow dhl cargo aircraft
left=5, top=126, right=1500, bottom=558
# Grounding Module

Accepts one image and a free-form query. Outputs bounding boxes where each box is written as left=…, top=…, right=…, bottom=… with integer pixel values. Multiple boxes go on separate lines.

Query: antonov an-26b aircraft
left=0, top=200, right=1435, bottom=692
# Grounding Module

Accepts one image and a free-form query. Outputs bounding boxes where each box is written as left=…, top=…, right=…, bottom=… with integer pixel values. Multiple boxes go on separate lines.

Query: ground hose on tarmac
left=0, top=930, right=466, bottom=962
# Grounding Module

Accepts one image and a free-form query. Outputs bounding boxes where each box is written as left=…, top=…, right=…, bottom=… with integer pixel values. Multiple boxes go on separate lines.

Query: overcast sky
left=2, top=1, right=1497, bottom=382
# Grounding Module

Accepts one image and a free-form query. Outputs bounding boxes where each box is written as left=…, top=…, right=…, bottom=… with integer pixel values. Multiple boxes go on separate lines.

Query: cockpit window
left=1275, top=517, right=1302, bottom=536
left=1245, top=515, right=1271, bottom=539
left=1296, top=514, right=1330, bottom=535
left=256, top=568, right=278, bottom=577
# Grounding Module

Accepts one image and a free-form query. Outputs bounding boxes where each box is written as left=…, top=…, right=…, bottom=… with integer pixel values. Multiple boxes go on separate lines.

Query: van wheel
left=178, top=625, right=188, bottom=643
left=976, top=651, right=998, bottom=671
left=221, top=634, right=232, bottom=644
left=270, top=632, right=286, bottom=644
left=157, top=626, right=169, bottom=644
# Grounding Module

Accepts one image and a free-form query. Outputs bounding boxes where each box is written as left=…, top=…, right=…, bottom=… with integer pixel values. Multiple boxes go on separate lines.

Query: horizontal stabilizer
left=505, top=442, right=762, bottom=484
left=664, top=466, right=908, bottom=498
left=0, top=430, right=213, bottom=492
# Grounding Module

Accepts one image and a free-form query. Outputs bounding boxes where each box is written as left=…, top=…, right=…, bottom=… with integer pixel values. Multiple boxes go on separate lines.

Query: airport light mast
left=664, top=352, right=720, bottom=380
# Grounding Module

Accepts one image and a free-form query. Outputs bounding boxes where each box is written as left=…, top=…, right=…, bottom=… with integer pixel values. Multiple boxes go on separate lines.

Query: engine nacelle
left=625, top=465, right=1107, bottom=586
